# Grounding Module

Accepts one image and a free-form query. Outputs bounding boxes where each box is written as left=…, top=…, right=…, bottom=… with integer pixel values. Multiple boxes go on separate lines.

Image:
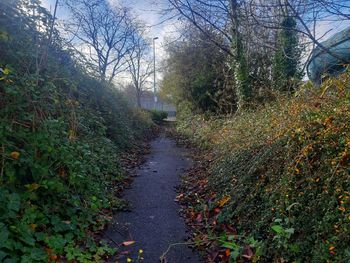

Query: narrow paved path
left=106, top=133, right=200, bottom=263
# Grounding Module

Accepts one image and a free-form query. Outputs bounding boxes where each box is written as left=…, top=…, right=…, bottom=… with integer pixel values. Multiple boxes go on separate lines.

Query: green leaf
left=46, top=235, right=66, bottom=252
left=285, top=228, right=295, bottom=234
left=7, top=193, right=20, bottom=212
left=274, top=218, right=283, bottom=223
left=285, top=228, right=295, bottom=238
left=220, top=241, right=240, bottom=251
left=35, top=232, right=45, bottom=242
left=4, top=257, right=17, bottom=263
left=0, top=223, right=9, bottom=248
left=29, top=247, right=47, bottom=261
left=0, top=67, right=10, bottom=75
left=0, top=250, right=8, bottom=261
left=19, top=233, right=35, bottom=246
left=271, top=225, right=283, bottom=234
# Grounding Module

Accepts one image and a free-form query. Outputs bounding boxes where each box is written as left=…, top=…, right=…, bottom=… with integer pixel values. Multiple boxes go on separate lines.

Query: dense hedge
left=0, top=1, right=153, bottom=262
left=177, top=74, right=350, bottom=262
left=148, top=109, right=168, bottom=124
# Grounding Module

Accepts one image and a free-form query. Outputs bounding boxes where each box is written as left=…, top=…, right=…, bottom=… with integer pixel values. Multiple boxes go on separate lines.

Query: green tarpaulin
left=307, top=27, right=350, bottom=84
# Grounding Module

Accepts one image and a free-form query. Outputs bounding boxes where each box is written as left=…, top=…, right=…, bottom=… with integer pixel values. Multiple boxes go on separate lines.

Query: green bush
left=148, top=109, right=168, bottom=124
left=177, top=73, right=350, bottom=262
left=0, top=1, right=153, bottom=262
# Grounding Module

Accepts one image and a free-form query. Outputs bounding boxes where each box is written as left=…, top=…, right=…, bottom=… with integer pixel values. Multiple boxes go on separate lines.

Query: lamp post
left=153, top=37, right=158, bottom=109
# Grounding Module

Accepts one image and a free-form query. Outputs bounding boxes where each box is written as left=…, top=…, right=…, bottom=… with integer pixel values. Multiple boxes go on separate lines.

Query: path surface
left=106, top=133, right=200, bottom=263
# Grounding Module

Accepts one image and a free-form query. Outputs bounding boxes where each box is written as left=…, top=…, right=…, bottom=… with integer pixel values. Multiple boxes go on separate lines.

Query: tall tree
left=167, top=0, right=253, bottom=109
left=229, top=0, right=251, bottom=109
left=272, top=16, right=301, bottom=92
left=64, top=0, right=134, bottom=83
left=126, top=29, right=153, bottom=108
left=161, top=25, right=235, bottom=113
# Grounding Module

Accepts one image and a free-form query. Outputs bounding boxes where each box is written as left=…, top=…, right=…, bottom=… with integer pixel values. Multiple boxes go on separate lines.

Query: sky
left=41, top=0, right=177, bottom=60
left=40, top=0, right=350, bottom=84
left=41, top=0, right=179, bottom=87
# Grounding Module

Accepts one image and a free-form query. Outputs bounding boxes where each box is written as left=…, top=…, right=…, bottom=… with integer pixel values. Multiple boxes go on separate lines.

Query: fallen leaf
left=196, top=213, right=203, bottom=223
left=209, top=250, right=219, bottom=262
left=242, top=245, right=254, bottom=259
left=175, top=193, right=184, bottom=201
left=122, top=241, right=136, bottom=246
left=59, top=167, right=66, bottom=178
left=49, top=254, right=58, bottom=261
left=218, top=196, right=231, bottom=207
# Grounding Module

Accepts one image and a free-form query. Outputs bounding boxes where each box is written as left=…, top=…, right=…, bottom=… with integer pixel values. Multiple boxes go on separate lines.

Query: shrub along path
left=105, top=132, right=200, bottom=263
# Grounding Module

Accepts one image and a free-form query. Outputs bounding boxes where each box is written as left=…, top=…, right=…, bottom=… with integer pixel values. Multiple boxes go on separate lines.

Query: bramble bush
left=0, top=1, right=154, bottom=262
left=177, top=71, right=350, bottom=262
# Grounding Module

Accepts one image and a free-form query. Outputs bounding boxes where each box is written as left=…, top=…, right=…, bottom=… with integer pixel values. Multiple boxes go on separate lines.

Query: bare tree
left=167, top=0, right=257, bottom=109
left=127, top=28, right=153, bottom=108
left=167, top=0, right=234, bottom=56
left=249, top=0, right=350, bottom=60
left=168, top=0, right=350, bottom=65
left=64, top=0, right=134, bottom=83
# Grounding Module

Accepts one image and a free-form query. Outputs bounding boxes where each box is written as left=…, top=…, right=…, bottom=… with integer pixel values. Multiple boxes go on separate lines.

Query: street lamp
left=153, top=37, right=158, bottom=109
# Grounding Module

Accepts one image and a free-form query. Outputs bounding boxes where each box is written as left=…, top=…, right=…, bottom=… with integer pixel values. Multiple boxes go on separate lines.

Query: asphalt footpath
left=105, top=133, right=201, bottom=263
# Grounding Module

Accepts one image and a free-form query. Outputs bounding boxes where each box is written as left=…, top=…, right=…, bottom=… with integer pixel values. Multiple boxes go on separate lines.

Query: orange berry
left=10, top=151, right=20, bottom=159
left=49, top=254, right=58, bottom=261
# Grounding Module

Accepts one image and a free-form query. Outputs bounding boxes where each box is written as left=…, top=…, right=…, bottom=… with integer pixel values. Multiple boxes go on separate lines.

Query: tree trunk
left=136, top=88, right=142, bottom=108
left=230, top=0, right=251, bottom=110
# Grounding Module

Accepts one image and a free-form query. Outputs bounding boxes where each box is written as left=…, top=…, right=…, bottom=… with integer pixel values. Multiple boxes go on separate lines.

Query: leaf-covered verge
left=0, top=1, right=155, bottom=262
left=176, top=73, right=350, bottom=262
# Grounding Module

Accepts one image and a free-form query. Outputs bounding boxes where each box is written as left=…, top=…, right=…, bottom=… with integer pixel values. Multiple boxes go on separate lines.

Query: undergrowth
left=0, top=1, right=154, bottom=262
left=177, top=72, right=350, bottom=262
left=148, top=109, right=168, bottom=124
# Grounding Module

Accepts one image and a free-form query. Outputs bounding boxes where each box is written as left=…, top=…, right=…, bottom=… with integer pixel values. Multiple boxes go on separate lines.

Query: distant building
left=140, top=95, right=176, bottom=117
left=121, top=85, right=176, bottom=117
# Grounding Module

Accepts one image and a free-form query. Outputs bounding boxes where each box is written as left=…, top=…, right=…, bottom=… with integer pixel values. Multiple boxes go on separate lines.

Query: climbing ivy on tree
left=230, top=0, right=252, bottom=110
left=272, top=16, right=302, bottom=93
left=232, top=36, right=251, bottom=110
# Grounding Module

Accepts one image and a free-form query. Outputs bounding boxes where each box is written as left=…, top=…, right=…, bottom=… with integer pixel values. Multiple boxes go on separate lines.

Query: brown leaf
left=175, top=193, right=184, bottom=202
left=214, top=208, right=221, bottom=214
left=208, top=250, right=219, bottom=262
left=242, top=245, right=254, bottom=259
left=218, top=196, right=231, bottom=207
left=122, top=241, right=136, bottom=246
left=221, top=224, right=237, bottom=235
left=196, top=213, right=203, bottom=223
